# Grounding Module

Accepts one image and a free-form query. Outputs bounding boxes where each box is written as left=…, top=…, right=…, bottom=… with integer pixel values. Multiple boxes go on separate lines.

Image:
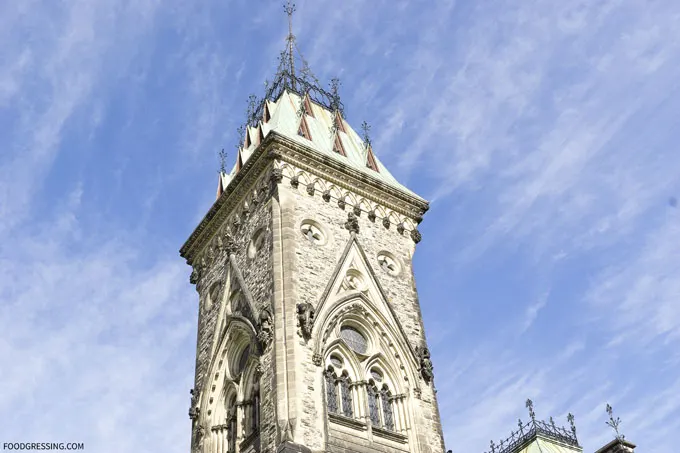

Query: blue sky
left=1, top=0, right=678, bottom=452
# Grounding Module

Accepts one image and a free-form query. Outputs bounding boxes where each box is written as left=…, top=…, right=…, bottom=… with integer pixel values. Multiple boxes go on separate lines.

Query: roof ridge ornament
left=361, top=120, right=372, bottom=148
left=605, top=403, right=625, bottom=440
left=218, top=148, right=227, bottom=173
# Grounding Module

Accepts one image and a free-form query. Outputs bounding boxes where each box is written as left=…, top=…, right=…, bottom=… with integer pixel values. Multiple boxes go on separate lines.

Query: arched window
left=324, top=366, right=354, bottom=418
left=367, top=380, right=395, bottom=431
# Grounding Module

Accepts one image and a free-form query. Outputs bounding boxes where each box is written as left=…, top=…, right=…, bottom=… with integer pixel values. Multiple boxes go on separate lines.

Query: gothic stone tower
left=180, top=14, right=446, bottom=453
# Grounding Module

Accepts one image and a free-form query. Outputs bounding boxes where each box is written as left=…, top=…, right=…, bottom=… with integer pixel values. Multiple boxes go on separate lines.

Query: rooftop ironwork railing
left=484, top=400, right=579, bottom=453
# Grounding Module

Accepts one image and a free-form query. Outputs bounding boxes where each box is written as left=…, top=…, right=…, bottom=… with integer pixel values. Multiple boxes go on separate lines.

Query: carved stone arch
left=323, top=339, right=362, bottom=382
left=296, top=170, right=312, bottom=185
left=280, top=163, right=295, bottom=179
left=312, top=178, right=327, bottom=193
left=402, top=217, right=416, bottom=231
left=358, top=198, right=371, bottom=215
left=311, top=294, right=419, bottom=386
left=363, top=352, right=405, bottom=395
left=209, top=317, right=258, bottom=385
left=374, top=205, right=388, bottom=219
left=387, top=211, right=400, bottom=225
left=342, top=191, right=358, bottom=208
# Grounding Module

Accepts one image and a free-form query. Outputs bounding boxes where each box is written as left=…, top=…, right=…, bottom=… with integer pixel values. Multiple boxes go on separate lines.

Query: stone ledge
left=276, top=440, right=312, bottom=453
left=372, top=426, right=408, bottom=444
left=329, top=412, right=368, bottom=431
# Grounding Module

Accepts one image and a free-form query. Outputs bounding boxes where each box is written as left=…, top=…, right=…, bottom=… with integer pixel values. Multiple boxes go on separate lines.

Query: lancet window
left=324, top=365, right=354, bottom=418
left=367, top=380, right=395, bottom=431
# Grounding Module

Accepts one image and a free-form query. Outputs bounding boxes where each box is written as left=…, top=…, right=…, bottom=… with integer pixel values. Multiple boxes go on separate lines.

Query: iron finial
left=361, top=120, right=372, bottom=147
left=490, top=440, right=496, bottom=453
left=526, top=399, right=536, bottom=422
left=218, top=148, right=227, bottom=173
left=518, top=418, right=525, bottom=435
left=567, top=412, right=577, bottom=437
left=605, top=403, right=624, bottom=440
left=550, top=416, right=556, bottom=430
left=283, top=1, right=297, bottom=79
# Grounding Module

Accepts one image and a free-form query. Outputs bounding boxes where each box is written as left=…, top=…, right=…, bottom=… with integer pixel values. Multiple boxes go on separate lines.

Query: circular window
left=248, top=228, right=266, bottom=259
left=340, top=325, right=368, bottom=354
left=330, top=354, right=344, bottom=368
left=370, top=368, right=383, bottom=382
left=237, top=345, right=250, bottom=374
left=377, top=252, right=401, bottom=276
left=300, top=220, right=326, bottom=245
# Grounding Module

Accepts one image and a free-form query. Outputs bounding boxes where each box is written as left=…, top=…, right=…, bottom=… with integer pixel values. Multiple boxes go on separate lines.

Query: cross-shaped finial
left=361, top=120, right=372, bottom=147
left=567, top=412, right=577, bottom=437
left=489, top=440, right=496, bottom=453
left=518, top=418, right=525, bottom=435
left=605, top=403, right=624, bottom=440
left=218, top=148, right=227, bottom=173
left=246, top=94, right=258, bottom=126
left=526, top=399, right=536, bottom=422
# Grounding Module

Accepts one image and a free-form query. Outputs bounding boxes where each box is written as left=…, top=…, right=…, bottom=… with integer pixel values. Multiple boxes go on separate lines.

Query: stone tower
left=180, top=8, right=446, bottom=453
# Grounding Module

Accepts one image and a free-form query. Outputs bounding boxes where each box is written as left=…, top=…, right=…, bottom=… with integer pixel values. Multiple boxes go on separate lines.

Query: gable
left=310, top=233, right=419, bottom=372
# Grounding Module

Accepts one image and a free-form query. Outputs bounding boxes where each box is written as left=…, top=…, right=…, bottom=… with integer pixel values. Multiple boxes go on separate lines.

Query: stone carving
left=397, top=223, right=405, bottom=234
left=338, top=198, right=346, bottom=210
left=416, top=346, right=434, bottom=383
left=257, top=305, right=274, bottom=349
left=345, top=212, right=360, bottom=234
left=306, top=184, right=315, bottom=196
left=312, top=353, right=323, bottom=367
left=290, top=175, right=299, bottom=188
left=190, top=268, right=200, bottom=285
left=368, top=210, right=377, bottom=222
left=322, top=190, right=331, bottom=202
left=232, top=216, right=241, bottom=230
left=223, top=234, right=237, bottom=256
left=353, top=205, right=361, bottom=216
left=296, top=302, right=315, bottom=340
left=411, top=228, right=422, bottom=244
left=382, top=217, right=390, bottom=229
left=413, top=387, right=422, bottom=399
left=189, top=388, right=200, bottom=420
left=270, top=168, right=283, bottom=185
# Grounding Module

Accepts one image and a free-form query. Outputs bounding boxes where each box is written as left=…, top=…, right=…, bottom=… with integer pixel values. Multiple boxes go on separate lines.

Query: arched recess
left=199, top=317, right=260, bottom=452
left=313, top=293, right=419, bottom=386
left=313, top=295, right=421, bottom=439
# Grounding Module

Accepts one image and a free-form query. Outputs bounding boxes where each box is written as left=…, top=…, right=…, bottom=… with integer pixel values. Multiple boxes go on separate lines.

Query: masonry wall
left=273, top=166, right=446, bottom=453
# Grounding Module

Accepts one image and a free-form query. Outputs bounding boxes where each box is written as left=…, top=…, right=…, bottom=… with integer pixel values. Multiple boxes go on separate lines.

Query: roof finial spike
left=218, top=148, right=227, bottom=173
left=283, top=1, right=297, bottom=80
left=605, top=403, right=624, bottom=440
left=526, top=399, right=536, bottom=423
left=567, top=412, right=577, bottom=437
left=361, top=120, right=372, bottom=147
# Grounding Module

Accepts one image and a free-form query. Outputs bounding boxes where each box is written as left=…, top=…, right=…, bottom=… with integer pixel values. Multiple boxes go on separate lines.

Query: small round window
left=377, top=252, right=401, bottom=276
left=340, top=325, right=368, bottom=354
left=300, top=220, right=326, bottom=245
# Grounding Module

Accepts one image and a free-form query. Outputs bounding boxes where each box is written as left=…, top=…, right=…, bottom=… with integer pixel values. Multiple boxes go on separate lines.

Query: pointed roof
left=211, top=1, right=421, bottom=200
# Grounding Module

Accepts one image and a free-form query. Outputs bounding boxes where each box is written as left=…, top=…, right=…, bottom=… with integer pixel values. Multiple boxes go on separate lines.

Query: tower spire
left=284, top=1, right=297, bottom=83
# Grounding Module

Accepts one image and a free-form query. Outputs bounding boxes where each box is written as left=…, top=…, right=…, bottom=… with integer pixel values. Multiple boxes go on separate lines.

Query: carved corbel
left=353, top=205, right=361, bottom=217
left=322, top=190, right=331, bottom=202
left=270, top=168, right=283, bottom=186
left=411, top=229, right=422, bottom=244
left=257, top=305, right=274, bottom=350
left=416, top=346, right=434, bottom=383
left=368, top=210, right=377, bottom=222
left=306, top=184, right=315, bottom=196
left=345, top=212, right=359, bottom=234
left=397, top=223, right=405, bottom=234
left=382, top=217, right=390, bottom=229
left=296, top=302, right=315, bottom=340
left=290, top=175, right=299, bottom=189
